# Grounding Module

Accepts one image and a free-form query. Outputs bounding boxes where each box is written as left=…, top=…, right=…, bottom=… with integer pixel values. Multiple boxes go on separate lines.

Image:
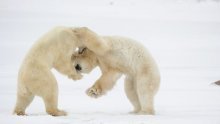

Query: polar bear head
left=72, top=47, right=98, bottom=74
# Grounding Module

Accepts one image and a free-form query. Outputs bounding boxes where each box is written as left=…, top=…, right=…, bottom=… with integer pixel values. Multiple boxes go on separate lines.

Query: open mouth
left=75, top=64, right=82, bottom=72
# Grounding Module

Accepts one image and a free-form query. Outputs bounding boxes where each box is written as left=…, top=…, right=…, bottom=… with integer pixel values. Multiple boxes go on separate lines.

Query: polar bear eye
left=78, top=47, right=86, bottom=54
left=75, top=48, right=79, bottom=52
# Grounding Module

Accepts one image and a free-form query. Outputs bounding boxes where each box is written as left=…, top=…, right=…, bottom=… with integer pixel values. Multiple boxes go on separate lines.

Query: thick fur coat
left=14, top=27, right=82, bottom=116
left=72, top=27, right=160, bottom=115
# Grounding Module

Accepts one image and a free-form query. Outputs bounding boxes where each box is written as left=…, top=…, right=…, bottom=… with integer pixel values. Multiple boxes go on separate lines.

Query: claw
left=86, top=87, right=102, bottom=98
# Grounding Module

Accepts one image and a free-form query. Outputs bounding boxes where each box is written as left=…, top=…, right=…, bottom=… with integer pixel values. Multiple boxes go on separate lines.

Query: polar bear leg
left=14, top=92, right=34, bottom=115
left=124, top=76, right=141, bottom=113
left=39, top=72, right=66, bottom=116
left=42, top=92, right=66, bottom=116
left=136, top=76, right=156, bottom=115
left=86, top=70, right=121, bottom=98
left=29, top=69, right=67, bottom=116
left=74, top=27, right=110, bottom=56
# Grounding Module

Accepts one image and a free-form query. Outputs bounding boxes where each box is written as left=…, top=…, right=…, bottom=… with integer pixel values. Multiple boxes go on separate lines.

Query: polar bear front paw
left=86, top=87, right=103, bottom=98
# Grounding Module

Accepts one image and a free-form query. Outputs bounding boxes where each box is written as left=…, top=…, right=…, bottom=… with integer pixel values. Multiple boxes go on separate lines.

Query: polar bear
left=14, top=26, right=83, bottom=116
left=72, top=27, right=160, bottom=115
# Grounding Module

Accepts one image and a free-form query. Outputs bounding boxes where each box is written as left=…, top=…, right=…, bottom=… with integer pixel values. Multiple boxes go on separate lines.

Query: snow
left=0, top=0, right=220, bottom=124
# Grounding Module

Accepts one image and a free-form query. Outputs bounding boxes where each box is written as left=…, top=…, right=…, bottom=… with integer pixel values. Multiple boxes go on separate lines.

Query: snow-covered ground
left=1, top=0, right=220, bottom=124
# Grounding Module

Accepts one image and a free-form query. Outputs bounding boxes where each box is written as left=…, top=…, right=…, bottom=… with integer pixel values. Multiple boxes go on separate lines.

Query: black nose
left=75, top=64, right=82, bottom=71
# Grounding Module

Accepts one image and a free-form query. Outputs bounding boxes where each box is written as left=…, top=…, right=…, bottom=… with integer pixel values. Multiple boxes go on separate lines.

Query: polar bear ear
left=78, top=47, right=87, bottom=54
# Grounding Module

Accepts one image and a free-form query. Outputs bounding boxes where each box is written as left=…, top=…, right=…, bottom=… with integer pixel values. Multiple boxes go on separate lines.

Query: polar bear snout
left=75, top=64, right=82, bottom=71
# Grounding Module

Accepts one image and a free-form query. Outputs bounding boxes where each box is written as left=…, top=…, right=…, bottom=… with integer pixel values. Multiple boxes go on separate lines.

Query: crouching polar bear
left=14, top=27, right=83, bottom=116
left=72, top=27, right=160, bottom=115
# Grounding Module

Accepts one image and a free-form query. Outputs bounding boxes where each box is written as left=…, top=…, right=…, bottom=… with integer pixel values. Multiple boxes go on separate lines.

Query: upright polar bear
left=73, top=27, right=160, bottom=115
left=14, top=27, right=83, bottom=116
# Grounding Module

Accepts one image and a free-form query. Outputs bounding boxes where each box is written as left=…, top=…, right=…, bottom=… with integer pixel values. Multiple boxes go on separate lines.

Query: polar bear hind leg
left=38, top=70, right=67, bottom=116
left=136, top=75, right=157, bottom=115
left=14, top=68, right=66, bottom=116
left=14, top=91, right=34, bottom=115
left=124, top=76, right=141, bottom=113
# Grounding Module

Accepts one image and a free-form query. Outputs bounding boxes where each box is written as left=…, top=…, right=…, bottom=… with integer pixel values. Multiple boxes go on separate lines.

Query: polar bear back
left=101, top=36, right=157, bottom=74
left=21, top=27, right=77, bottom=68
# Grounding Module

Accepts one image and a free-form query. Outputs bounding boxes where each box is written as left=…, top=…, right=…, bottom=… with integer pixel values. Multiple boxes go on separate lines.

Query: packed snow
left=0, top=0, right=220, bottom=124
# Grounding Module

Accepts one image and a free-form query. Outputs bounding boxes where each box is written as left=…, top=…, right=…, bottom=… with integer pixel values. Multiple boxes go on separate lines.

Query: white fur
left=73, top=27, right=160, bottom=115
left=14, top=27, right=82, bottom=116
